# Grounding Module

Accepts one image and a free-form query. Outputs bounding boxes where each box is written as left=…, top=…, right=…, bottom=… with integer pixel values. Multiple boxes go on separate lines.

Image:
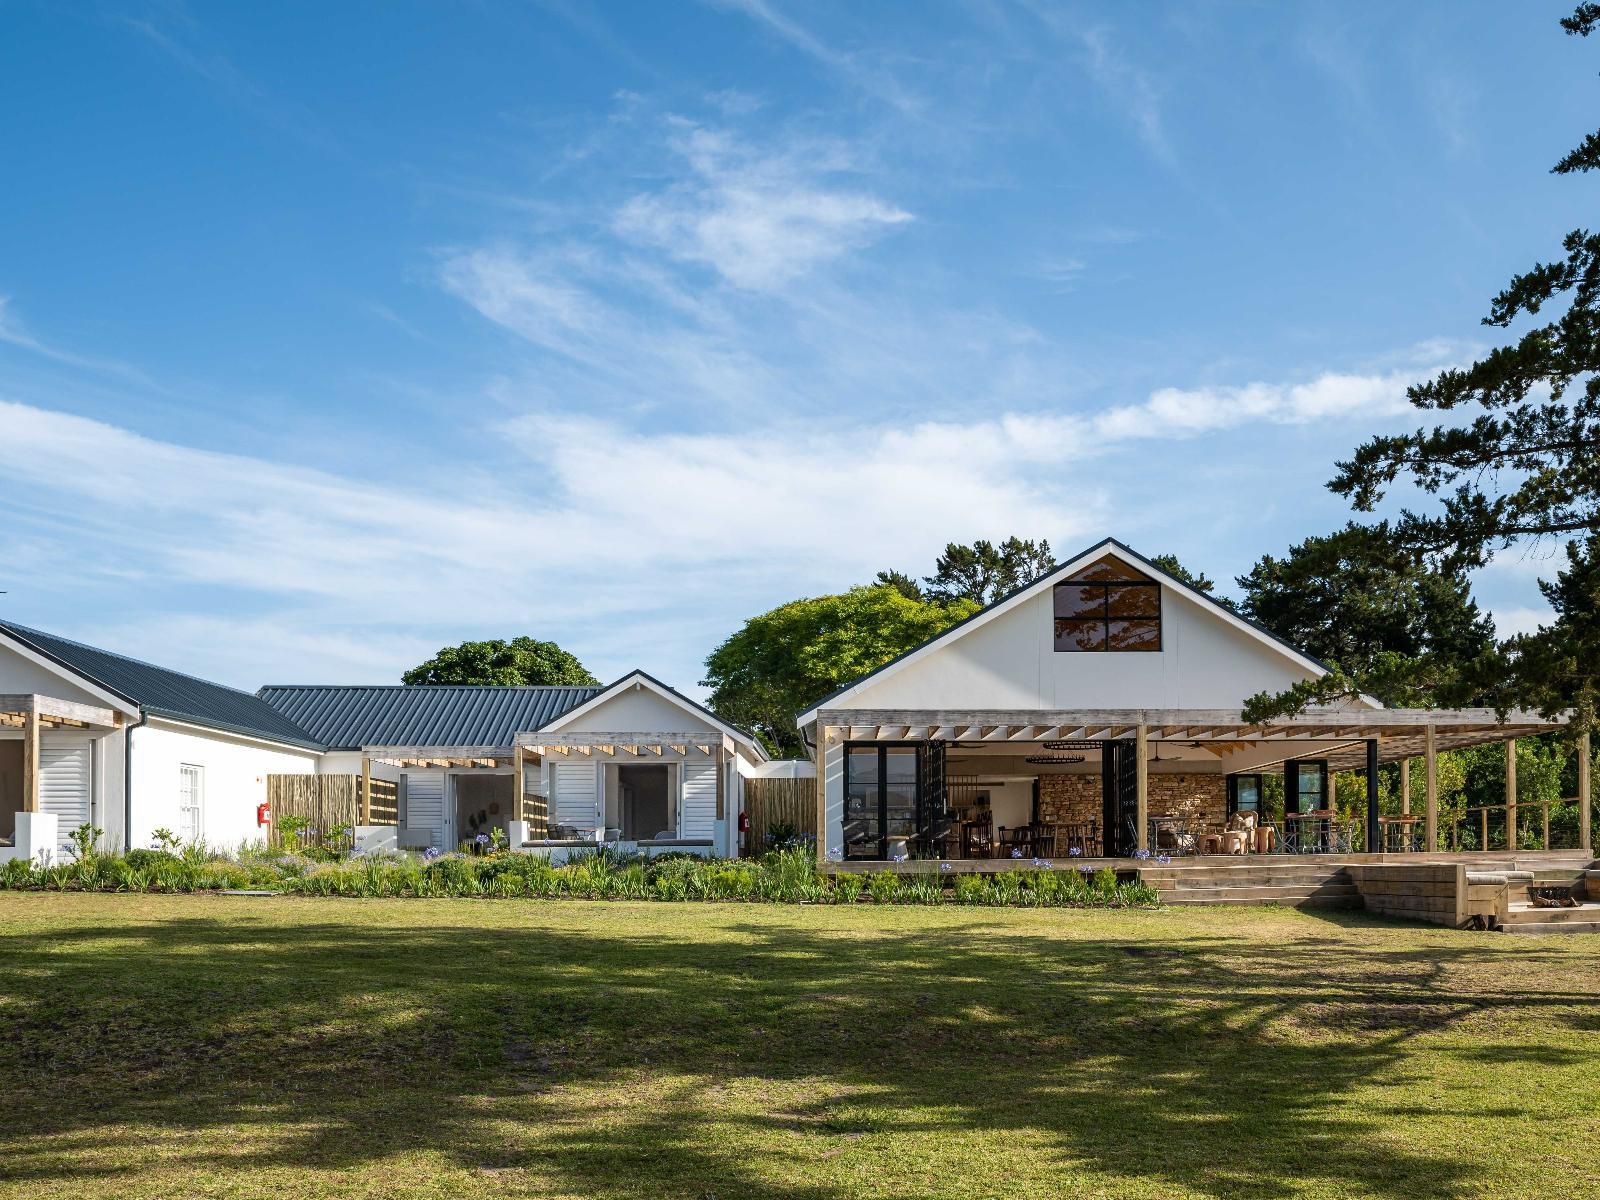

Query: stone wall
left=1149, top=774, right=1227, bottom=835
left=1036, top=772, right=1228, bottom=835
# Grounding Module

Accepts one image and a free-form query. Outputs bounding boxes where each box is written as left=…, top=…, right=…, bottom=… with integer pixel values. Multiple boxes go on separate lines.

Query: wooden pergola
left=811, top=706, right=1590, bottom=859
left=0, top=694, right=120, bottom=817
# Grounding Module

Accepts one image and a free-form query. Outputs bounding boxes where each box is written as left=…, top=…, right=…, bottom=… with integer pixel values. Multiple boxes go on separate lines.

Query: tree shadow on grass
left=0, top=901, right=1595, bottom=1199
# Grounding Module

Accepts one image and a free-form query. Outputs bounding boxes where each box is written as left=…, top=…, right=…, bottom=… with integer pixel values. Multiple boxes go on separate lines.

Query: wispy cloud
left=711, top=0, right=925, bottom=115
left=0, top=297, right=162, bottom=389
left=613, top=123, right=913, bottom=290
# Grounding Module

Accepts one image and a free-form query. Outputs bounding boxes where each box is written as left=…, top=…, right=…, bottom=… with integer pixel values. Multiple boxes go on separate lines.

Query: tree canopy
left=1148, top=553, right=1234, bottom=610
left=1237, top=523, right=1495, bottom=721
left=702, top=585, right=979, bottom=757
left=402, top=637, right=600, bottom=687
left=917, top=537, right=1056, bottom=605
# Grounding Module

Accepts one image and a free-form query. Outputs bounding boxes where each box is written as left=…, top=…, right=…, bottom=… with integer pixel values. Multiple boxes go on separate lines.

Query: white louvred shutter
left=680, top=762, right=716, bottom=840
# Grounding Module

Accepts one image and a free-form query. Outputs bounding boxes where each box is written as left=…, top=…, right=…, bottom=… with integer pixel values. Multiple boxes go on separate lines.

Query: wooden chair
left=1031, top=823, right=1059, bottom=859
left=997, top=826, right=1028, bottom=859
left=963, top=813, right=993, bottom=858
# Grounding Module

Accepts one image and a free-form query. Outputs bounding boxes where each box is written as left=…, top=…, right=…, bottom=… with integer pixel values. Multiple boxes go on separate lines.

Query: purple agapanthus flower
left=1155, top=854, right=1172, bottom=865
left=1133, top=848, right=1152, bottom=860
left=1010, top=848, right=1023, bottom=858
left=1068, top=846, right=1083, bottom=857
left=939, top=862, right=952, bottom=872
left=422, top=846, right=442, bottom=861
left=475, top=833, right=490, bottom=845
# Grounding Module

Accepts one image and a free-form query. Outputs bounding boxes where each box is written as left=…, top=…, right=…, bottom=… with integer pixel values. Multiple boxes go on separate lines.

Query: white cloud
left=1092, top=368, right=1423, bottom=441
left=613, top=124, right=912, bottom=290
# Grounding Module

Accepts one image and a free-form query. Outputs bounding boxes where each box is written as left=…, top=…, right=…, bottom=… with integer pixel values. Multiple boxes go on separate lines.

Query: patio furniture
left=997, top=826, right=1029, bottom=858
left=1222, top=829, right=1250, bottom=854
left=963, top=813, right=994, bottom=858
left=1199, top=832, right=1223, bottom=855
left=1059, top=820, right=1102, bottom=858
left=1378, top=814, right=1422, bottom=853
left=1253, top=824, right=1278, bottom=854
left=1148, top=814, right=1190, bottom=854
left=1031, top=822, right=1059, bottom=858
left=1287, top=809, right=1336, bottom=853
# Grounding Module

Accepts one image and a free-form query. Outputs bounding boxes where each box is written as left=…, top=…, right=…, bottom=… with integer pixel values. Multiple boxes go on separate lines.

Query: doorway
left=453, top=774, right=514, bottom=846
left=0, top=740, right=20, bottom=842
left=618, top=765, right=671, bottom=840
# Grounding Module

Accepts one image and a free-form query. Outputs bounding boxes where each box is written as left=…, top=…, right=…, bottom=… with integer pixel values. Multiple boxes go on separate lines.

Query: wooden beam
left=1580, top=730, right=1592, bottom=853
left=1399, top=757, right=1410, bottom=816
left=1135, top=723, right=1149, bottom=852
left=21, top=707, right=39, bottom=814
left=1424, top=724, right=1438, bottom=852
left=361, top=757, right=373, bottom=825
left=1505, top=737, right=1517, bottom=851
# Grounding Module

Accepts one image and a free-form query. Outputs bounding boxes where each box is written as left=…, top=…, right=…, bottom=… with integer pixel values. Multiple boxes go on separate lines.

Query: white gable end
left=821, top=543, right=1332, bottom=715
left=547, top=685, right=720, bottom=735
left=0, top=640, right=120, bottom=709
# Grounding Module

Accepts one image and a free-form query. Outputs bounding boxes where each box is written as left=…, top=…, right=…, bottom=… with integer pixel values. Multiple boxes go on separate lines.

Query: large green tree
left=920, top=537, right=1055, bottom=605
left=702, top=586, right=979, bottom=757
left=1237, top=522, right=1495, bottom=718
left=1326, top=5, right=1600, bottom=720
left=403, top=637, right=599, bottom=687
left=1497, top=533, right=1600, bottom=725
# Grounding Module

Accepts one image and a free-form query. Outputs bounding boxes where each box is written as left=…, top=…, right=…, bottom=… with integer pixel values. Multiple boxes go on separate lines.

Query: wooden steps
left=1139, top=861, right=1360, bottom=909
left=1501, top=902, right=1600, bottom=936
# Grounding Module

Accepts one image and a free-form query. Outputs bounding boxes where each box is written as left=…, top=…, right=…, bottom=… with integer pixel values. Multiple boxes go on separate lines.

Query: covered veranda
left=813, top=706, right=1592, bottom=866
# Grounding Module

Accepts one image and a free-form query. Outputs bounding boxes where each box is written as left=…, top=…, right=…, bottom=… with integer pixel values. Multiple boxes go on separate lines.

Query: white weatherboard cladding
left=551, top=686, right=718, bottom=734
left=680, top=761, right=716, bottom=839
left=554, top=761, right=600, bottom=828
left=840, top=586, right=1322, bottom=712
left=404, top=772, right=445, bottom=846
left=39, top=740, right=91, bottom=834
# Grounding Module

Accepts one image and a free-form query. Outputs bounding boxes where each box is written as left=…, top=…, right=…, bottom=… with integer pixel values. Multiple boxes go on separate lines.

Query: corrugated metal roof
left=255, top=684, right=603, bottom=750
left=0, top=620, right=325, bottom=750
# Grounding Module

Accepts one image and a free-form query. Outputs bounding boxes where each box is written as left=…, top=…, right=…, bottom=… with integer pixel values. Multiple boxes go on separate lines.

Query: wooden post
left=1542, top=800, right=1550, bottom=851
left=1579, top=730, right=1592, bottom=853
left=1424, top=724, right=1438, bottom=852
left=815, top=724, right=828, bottom=865
left=360, top=757, right=373, bottom=825
left=1480, top=808, right=1489, bottom=851
left=1399, top=758, right=1411, bottom=816
left=1505, top=738, right=1517, bottom=851
left=511, top=745, right=524, bottom=824
left=1365, top=738, right=1380, bottom=854
left=21, top=707, right=39, bottom=813
left=1135, top=723, right=1149, bottom=852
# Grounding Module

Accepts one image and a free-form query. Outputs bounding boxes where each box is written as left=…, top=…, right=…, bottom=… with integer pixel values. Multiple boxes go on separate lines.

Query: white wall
left=839, top=584, right=1322, bottom=712
left=130, top=720, right=319, bottom=852
left=552, top=684, right=721, bottom=734
left=0, top=640, right=121, bottom=708
left=319, top=751, right=402, bottom=782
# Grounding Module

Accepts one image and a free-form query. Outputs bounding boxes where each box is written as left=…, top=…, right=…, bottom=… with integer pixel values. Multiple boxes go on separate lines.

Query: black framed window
left=844, top=743, right=923, bottom=860
left=1285, top=761, right=1328, bottom=814
left=1227, top=773, right=1263, bottom=816
left=1053, top=557, right=1161, bottom=652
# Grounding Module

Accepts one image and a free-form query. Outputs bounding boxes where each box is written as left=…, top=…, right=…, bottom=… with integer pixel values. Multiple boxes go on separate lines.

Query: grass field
left=0, top=895, right=1596, bottom=1200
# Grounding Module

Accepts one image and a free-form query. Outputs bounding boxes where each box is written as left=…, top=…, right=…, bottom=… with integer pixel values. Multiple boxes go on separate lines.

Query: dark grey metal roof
left=255, top=684, right=603, bottom=750
left=0, top=620, right=325, bottom=750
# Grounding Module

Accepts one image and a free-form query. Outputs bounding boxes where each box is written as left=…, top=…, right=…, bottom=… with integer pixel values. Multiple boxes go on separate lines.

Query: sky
left=0, top=1, right=1593, bottom=696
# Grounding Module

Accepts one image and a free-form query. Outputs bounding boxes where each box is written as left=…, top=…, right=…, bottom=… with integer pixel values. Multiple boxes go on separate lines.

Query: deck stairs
left=1138, top=860, right=1360, bottom=909
left=1498, top=869, right=1600, bottom=936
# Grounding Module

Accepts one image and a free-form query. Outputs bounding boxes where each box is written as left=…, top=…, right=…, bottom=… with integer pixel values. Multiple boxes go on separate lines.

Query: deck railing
left=1450, top=798, right=1580, bottom=852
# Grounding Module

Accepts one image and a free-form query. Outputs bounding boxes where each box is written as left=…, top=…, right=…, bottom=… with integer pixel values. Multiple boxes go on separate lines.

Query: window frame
left=178, top=763, right=205, bottom=844
left=1053, top=579, right=1162, bottom=653
left=842, top=742, right=924, bottom=861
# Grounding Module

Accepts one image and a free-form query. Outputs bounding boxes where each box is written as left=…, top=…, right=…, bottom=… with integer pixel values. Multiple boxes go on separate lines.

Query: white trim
left=145, top=715, right=321, bottom=756
left=0, top=630, right=140, bottom=717
left=539, top=671, right=767, bottom=760
left=796, top=538, right=1353, bottom=725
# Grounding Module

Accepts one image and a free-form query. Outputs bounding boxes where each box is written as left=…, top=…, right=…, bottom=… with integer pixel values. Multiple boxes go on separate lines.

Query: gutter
left=124, top=709, right=149, bottom=853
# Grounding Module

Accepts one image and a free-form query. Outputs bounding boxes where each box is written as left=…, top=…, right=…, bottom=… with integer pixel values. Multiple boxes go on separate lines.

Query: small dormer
left=1052, top=554, right=1162, bottom=653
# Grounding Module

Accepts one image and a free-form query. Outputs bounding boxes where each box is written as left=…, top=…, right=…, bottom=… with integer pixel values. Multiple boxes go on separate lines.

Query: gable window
left=1053, top=556, right=1161, bottom=652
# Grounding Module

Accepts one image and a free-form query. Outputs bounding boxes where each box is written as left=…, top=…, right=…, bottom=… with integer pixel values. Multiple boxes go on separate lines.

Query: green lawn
left=0, top=895, right=1596, bottom=1200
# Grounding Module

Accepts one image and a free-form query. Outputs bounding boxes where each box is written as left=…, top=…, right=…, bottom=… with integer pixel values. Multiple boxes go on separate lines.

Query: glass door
left=844, top=746, right=882, bottom=859
left=884, top=747, right=918, bottom=853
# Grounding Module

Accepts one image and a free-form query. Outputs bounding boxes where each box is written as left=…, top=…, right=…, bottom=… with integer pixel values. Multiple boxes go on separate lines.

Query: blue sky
left=0, top=1, right=1591, bottom=694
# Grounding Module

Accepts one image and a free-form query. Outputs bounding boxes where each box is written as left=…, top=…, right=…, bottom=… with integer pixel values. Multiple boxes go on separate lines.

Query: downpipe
left=123, top=709, right=149, bottom=853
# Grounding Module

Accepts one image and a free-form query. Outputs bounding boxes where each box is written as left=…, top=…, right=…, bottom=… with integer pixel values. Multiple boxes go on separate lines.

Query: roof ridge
left=257, top=683, right=603, bottom=691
